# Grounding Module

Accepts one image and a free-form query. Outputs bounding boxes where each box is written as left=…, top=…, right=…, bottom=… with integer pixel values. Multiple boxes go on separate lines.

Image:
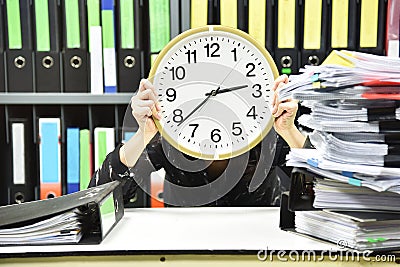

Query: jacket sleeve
left=88, top=144, right=142, bottom=205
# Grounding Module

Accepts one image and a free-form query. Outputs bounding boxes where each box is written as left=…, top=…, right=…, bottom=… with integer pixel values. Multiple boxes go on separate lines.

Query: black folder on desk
left=4, top=0, right=34, bottom=92
left=33, top=0, right=62, bottom=92
left=0, top=181, right=124, bottom=245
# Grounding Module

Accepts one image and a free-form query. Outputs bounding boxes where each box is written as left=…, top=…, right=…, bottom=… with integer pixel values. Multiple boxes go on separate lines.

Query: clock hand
left=215, top=58, right=243, bottom=94
left=204, top=84, right=248, bottom=96
left=177, top=93, right=212, bottom=126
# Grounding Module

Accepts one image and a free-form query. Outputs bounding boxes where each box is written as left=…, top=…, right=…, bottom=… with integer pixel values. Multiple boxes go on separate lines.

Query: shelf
left=0, top=93, right=133, bottom=105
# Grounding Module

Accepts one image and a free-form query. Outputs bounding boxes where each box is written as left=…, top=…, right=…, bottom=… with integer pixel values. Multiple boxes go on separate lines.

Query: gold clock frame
left=149, top=25, right=279, bottom=160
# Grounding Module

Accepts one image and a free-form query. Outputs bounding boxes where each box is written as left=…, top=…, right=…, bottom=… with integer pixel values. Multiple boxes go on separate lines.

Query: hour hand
left=205, top=85, right=248, bottom=96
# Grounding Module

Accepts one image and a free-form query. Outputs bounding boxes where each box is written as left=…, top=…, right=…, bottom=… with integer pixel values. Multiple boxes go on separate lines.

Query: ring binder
left=0, top=181, right=124, bottom=245
left=4, top=0, right=34, bottom=92
left=33, top=0, right=62, bottom=92
left=61, top=0, right=89, bottom=92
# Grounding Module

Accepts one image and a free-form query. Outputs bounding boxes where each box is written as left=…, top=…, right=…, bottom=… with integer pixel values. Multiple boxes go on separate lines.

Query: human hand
left=271, top=75, right=298, bottom=137
left=130, top=79, right=161, bottom=140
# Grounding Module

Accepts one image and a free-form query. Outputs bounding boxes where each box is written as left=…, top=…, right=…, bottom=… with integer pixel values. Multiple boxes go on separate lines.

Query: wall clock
left=149, top=25, right=278, bottom=160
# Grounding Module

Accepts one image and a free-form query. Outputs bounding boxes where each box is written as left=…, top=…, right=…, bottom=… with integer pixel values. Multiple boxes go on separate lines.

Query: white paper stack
left=0, top=209, right=82, bottom=245
left=283, top=50, right=400, bottom=251
left=295, top=210, right=400, bottom=251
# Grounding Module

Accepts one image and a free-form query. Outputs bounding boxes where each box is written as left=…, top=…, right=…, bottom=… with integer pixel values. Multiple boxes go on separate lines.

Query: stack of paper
left=282, top=50, right=400, bottom=189
left=295, top=210, right=400, bottom=251
left=287, top=149, right=400, bottom=194
left=313, top=178, right=400, bottom=211
left=278, top=50, right=400, bottom=101
left=281, top=50, right=400, bottom=251
left=0, top=209, right=82, bottom=245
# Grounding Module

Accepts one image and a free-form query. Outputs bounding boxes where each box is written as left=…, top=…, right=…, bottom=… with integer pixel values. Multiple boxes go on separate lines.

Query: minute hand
left=177, top=94, right=212, bottom=126
left=205, top=85, right=248, bottom=96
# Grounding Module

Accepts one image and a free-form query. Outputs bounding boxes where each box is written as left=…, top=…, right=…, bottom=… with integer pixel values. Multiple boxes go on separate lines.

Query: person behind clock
left=88, top=75, right=307, bottom=207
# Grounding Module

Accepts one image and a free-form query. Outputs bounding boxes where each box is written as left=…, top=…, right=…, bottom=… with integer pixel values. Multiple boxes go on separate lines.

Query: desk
left=0, top=207, right=398, bottom=266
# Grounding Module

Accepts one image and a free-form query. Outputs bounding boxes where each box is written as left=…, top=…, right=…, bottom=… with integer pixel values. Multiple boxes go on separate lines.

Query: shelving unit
left=0, top=93, right=149, bottom=208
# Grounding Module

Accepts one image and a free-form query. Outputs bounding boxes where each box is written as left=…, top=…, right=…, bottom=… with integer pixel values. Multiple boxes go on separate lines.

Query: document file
left=101, top=0, right=117, bottom=93
left=295, top=210, right=400, bottom=251
left=326, top=0, right=357, bottom=55
left=62, top=0, right=89, bottom=92
left=94, top=127, right=115, bottom=171
left=7, top=120, right=35, bottom=204
left=67, top=127, right=80, bottom=194
left=33, top=0, right=62, bottom=92
left=216, top=0, right=246, bottom=31
left=248, top=0, right=274, bottom=57
left=274, top=0, right=300, bottom=75
left=4, top=0, right=34, bottom=92
left=0, top=181, right=124, bottom=245
left=357, top=0, right=386, bottom=55
left=300, top=0, right=328, bottom=67
left=148, top=0, right=179, bottom=65
left=87, top=0, right=103, bottom=94
left=117, top=0, right=143, bottom=93
left=38, top=118, right=61, bottom=199
left=79, top=129, right=92, bottom=190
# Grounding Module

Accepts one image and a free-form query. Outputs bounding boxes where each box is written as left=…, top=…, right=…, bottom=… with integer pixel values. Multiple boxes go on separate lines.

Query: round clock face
left=149, top=26, right=278, bottom=160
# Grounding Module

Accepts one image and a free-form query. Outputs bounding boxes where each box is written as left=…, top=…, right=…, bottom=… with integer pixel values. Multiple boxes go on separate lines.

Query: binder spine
left=299, top=0, right=328, bottom=67
left=66, top=127, right=80, bottom=194
left=247, top=0, right=274, bottom=57
left=326, top=0, right=357, bottom=55
left=7, top=119, right=35, bottom=204
left=4, top=0, right=35, bottom=92
left=38, top=118, right=62, bottom=199
left=116, top=0, right=142, bottom=93
left=101, top=0, right=117, bottom=93
left=62, top=0, right=89, bottom=92
left=0, top=1, right=5, bottom=92
left=87, top=0, right=103, bottom=94
left=274, top=0, right=300, bottom=75
left=356, top=0, right=387, bottom=55
left=33, top=0, right=62, bottom=92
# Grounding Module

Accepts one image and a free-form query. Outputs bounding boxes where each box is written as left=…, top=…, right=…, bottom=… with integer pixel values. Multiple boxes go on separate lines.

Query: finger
left=138, top=79, right=147, bottom=92
left=139, top=88, right=158, bottom=102
left=136, top=99, right=156, bottom=108
left=136, top=99, right=162, bottom=120
left=138, top=78, right=155, bottom=92
left=139, top=79, right=162, bottom=111
left=132, top=106, right=152, bottom=120
left=271, top=90, right=278, bottom=111
left=272, top=75, right=289, bottom=91
left=273, top=101, right=298, bottom=118
left=144, top=82, right=162, bottom=111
